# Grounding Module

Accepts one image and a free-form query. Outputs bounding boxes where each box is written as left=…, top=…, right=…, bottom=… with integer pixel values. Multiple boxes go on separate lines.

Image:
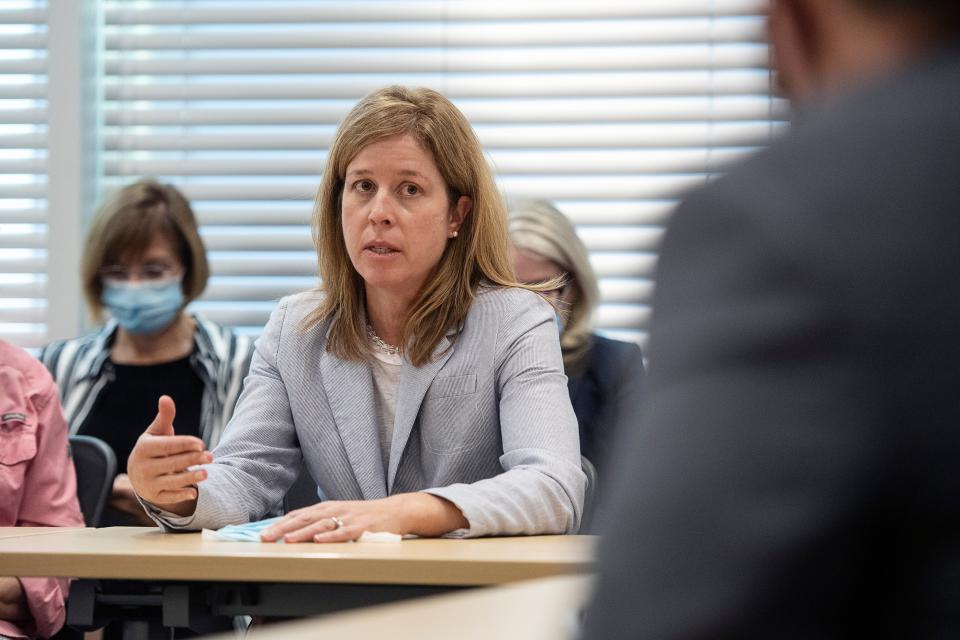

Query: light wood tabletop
left=225, top=575, right=593, bottom=640
left=0, top=527, right=86, bottom=540
left=0, top=526, right=595, bottom=586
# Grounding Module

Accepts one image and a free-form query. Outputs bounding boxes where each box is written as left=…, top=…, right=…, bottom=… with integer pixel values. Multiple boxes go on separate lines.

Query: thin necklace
left=366, top=323, right=401, bottom=356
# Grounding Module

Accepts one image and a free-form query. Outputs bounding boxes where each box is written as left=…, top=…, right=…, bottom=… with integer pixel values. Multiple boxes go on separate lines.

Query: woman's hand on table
left=127, top=395, right=212, bottom=517
left=261, top=493, right=469, bottom=543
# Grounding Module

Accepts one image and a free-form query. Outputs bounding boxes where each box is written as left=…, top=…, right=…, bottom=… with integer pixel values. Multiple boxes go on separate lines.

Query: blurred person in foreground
left=127, top=86, right=585, bottom=541
left=508, top=200, right=644, bottom=473
left=40, top=181, right=254, bottom=526
left=1, top=340, right=84, bottom=639
left=584, top=0, right=960, bottom=637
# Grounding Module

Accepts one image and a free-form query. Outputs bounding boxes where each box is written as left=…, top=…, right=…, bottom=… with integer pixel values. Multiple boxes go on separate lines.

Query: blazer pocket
left=430, top=374, right=477, bottom=398
left=0, top=418, right=38, bottom=466
left=420, top=375, right=481, bottom=454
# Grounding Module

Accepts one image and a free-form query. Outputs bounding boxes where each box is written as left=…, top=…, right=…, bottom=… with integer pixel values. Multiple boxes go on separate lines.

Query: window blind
left=102, top=0, right=786, bottom=345
left=0, top=2, right=47, bottom=348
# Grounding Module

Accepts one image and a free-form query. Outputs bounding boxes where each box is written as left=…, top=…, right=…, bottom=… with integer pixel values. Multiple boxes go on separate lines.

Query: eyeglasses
left=99, top=262, right=180, bottom=282
left=542, top=283, right=571, bottom=300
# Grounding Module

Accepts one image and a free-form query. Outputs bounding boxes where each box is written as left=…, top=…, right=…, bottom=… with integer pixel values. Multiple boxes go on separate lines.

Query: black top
left=80, top=354, right=204, bottom=475
left=566, top=334, right=645, bottom=473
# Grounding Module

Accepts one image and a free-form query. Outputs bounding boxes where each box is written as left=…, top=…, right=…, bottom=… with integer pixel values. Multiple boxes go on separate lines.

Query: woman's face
left=341, top=134, right=470, bottom=304
left=99, top=233, right=187, bottom=335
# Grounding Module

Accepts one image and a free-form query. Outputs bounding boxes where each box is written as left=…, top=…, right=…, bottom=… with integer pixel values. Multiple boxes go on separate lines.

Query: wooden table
left=0, top=526, right=593, bottom=585
left=0, top=527, right=595, bottom=636
left=0, top=527, right=85, bottom=540
left=229, top=575, right=593, bottom=640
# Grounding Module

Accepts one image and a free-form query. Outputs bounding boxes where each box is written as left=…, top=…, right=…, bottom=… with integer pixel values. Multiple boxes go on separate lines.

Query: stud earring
left=451, top=231, right=459, bottom=238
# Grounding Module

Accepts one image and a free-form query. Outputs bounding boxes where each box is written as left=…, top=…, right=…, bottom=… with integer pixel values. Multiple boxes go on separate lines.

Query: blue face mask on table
left=102, top=276, right=185, bottom=335
left=204, top=517, right=285, bottom=543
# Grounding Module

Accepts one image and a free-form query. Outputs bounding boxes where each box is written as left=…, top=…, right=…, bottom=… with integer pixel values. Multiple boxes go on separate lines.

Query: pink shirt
left=1, top=340, right=84, bottom=639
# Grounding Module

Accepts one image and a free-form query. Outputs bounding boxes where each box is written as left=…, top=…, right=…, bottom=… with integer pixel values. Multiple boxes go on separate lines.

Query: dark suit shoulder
left=665, top=48, right=960, bottom=353
left=584, top=335, right=644, bottom=383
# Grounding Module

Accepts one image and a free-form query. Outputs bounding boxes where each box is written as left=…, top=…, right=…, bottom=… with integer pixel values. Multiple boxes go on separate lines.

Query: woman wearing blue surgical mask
left=508, top=201, right=645, bottom=477
left=39, top=180, right=254, bottom=527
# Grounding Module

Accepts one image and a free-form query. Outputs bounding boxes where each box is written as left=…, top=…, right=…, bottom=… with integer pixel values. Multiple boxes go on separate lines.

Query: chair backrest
left=69, top=435, right=117, bottom=527
left=580, top=454, right=599, bottom=534
left=283, top=463, right=322, bottom=513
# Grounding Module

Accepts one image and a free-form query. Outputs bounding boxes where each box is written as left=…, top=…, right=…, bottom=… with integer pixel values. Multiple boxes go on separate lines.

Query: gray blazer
left=154, top=286, right=585, bottom=536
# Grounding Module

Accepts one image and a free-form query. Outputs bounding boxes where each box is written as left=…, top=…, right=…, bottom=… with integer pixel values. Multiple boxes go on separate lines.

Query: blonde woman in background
left=127, top=86, right=585, bottom=542
left=509, top=201, right=645, bottom=472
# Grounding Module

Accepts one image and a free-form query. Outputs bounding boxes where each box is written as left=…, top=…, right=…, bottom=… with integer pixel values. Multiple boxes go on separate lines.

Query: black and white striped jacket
left=39, top=314, right=254, bottom=448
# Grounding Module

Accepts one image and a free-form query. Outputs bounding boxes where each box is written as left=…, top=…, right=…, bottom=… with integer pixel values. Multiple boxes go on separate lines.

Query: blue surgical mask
left=204, top=517, right=285, bottom=543
left=102, top=276, right=185, bottom=335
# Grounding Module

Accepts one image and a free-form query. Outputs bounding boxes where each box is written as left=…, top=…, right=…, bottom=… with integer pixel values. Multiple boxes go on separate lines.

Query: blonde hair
left=307, top=86, right=527, bottom=366
left=508, top=200, right=600, bottom=372
left=81, top=179, right=209, bottom=322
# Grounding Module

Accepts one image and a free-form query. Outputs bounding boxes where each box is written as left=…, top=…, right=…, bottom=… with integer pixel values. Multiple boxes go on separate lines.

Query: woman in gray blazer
left=128, top=86, right=586, bottom=541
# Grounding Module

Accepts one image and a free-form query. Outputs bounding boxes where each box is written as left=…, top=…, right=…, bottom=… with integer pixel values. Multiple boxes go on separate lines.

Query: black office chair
left=283, top=463, right=321, bottom=513
left=69, top=435, right=117, bottom=527
left=580, top=454, right=599, bottom=534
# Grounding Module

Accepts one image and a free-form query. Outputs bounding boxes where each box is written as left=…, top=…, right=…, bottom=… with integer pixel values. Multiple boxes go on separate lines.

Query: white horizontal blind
left=103, top=0, right=786, bottom=345
left=0, top=2, right=47, bottom=348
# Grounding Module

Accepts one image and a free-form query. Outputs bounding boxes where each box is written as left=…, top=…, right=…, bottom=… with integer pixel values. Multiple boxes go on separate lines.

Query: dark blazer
left=584, top=45, right=960, bottom=638
left=567, top=334, right=644, bottom=472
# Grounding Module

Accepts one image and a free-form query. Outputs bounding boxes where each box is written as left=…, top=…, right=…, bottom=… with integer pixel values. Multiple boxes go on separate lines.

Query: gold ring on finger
left=330, top=516, right=345, bottom=530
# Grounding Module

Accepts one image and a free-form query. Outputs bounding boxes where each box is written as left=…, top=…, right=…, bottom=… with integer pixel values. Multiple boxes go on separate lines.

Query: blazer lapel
left=386, top=333, right=455, bottom=492
left=319, top=350, right=388, bottom=500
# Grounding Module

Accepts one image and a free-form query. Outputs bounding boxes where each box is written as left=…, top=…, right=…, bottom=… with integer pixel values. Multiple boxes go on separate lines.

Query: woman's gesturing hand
left=260, top=493, right=469, bottom=543
left=127, top=395, right=213, bottom=517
